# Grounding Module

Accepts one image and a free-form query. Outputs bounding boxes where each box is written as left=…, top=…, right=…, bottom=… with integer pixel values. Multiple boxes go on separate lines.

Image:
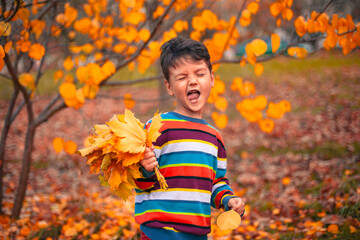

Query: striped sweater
left=134, top=112, right=236, bottom=238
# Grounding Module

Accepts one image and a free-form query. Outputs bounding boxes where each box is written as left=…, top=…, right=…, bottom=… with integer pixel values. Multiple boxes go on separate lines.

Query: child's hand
left=140, top=146, right=158, bottom=172
left=228, top=197, right=245, bottom=216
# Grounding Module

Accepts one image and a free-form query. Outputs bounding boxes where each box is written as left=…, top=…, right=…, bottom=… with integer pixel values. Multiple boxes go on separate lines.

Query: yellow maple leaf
left=107, top=110, right=146, bottom=153
left=108, top=164, right=124, bottom=189
left=217, top=210, right=241, bottom=230
left=113, top=181, right=133, bottom=200
left=146, top=112, right=163, bottom=147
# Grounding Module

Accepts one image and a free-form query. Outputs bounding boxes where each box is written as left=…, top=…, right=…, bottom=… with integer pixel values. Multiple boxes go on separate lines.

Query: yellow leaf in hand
left=217, top=210, right=241, bottom=230
left=146, top=112, right=163, bottom=147
left=108, top=165, right=124, bottom=189
left=107, top=109, right=146, bottom=153
left=113, top=181, right=133, bottom=200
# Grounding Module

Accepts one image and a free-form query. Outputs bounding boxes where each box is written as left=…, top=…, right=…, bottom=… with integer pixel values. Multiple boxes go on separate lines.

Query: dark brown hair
left=160, top=37, right=212, bottom=81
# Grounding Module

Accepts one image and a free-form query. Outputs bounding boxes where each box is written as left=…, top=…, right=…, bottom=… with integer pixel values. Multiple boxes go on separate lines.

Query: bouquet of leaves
left=78, top=109, right=167, bottom=200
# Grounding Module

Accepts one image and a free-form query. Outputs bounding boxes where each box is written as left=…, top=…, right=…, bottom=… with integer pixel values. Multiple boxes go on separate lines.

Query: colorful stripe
left=135, top=112, right=235, bottom=237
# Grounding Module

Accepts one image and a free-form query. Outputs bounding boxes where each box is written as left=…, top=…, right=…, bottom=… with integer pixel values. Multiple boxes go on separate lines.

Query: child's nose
left=188, top=75, right=198, bottom=85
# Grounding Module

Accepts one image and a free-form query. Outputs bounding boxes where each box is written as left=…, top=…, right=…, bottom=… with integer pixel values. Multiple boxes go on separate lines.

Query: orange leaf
left=214, top=96, right=228, bottom=112
left=4, top=41, right=12, bottom=53
left=30, top=19, right=45, bottom=39
left=53, top=137, right=65, bottom=153
left=59, top=82, right=76, bottom=99
left=259, top=119, right=274, bottom=133
left=254, top=95, right=267, bottom=110
left=217, top=210, right=241, bottom=230
left=282, top=176, right=291, bottom=185
left=192, top=16, right=206, bottom=32
left=0, top=21, right=11, bottom=36
left=254, top=63, right=264, bottom=76
left=153, top=6, right=164, bottom=19
left=123, top=0, right=136, bottom=8
left=146, top=112, right=163, bottom=147
left=82, top=84, right=99, bottom=99
left=106, top=109, right=146, bottom=154
left=63, top=56, right=74, bottom=71
left=280, top=100, right=291, bottom=112
left=271, top=33, right=281, bottom=53
left=231, top=77, right=243, bottom=91
left=28, top=43, right=45, bottom=60
left=267, top=102, right=284, bottom=119
left=212, top=112, right=228, bottom=129
left=113, top=181, right=133, bottom=200
left=102, top=60, right=116, bottom=78
left=294, top=16, right=307, bottom=37
left=248, top=39, right=267, bottom=57
left=19, top=73, right=35, bottom=90
left=270, top=2, right=282, bottom=17
left=138, top=29, right=150, bottom=42
left=240, top=9, right=252, bottom=27
left=282, top=8, right=293, bottom=21
left=327, top=224, right=339, bottom=234
left=124, top=93, right=135, bottom=110
left=64, top=141, right=77, bottom=154
left=53, top=70, right=64, bottom=82
left=247, top=2, right=259, bottom=14
left=173, top=20, right=185, bottom=32
left=0, top=58, right=4, bottom=71
left=108, top=165, right=123, bottom=189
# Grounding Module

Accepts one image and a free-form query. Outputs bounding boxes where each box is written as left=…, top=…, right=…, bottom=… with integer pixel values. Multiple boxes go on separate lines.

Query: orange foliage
left=78, top=110, right=166, bottom=200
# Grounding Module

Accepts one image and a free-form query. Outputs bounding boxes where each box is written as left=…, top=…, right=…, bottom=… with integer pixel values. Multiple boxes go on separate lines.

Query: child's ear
left=210, top=70, right=215, bottom=87
left=164, top=79, right=174, bottom=96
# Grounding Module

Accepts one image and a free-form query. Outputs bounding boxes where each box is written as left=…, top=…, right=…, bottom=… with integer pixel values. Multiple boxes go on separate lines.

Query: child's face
left=165, top=58, right=214, bottom=119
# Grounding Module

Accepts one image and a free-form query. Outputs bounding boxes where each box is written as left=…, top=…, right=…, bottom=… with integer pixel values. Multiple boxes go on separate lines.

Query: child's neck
left=173, top=109, right=203, bottom=119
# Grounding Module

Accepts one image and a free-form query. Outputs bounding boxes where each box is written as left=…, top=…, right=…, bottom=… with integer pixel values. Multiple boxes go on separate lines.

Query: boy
left=134, top=37, right=245, bottom=240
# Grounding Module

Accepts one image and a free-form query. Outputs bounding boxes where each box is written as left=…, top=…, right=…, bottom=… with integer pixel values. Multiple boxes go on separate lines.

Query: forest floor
left=1, top=50, right=360, bottom=239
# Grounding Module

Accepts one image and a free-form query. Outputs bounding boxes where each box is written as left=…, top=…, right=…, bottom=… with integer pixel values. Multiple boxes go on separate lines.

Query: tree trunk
left=0, top=90, right=19, bottom=214
left=11, top=123, right=36, bottom=219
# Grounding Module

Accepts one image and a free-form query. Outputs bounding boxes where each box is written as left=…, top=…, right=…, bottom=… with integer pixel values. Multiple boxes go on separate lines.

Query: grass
left=253, top=141, right=358, bottom=160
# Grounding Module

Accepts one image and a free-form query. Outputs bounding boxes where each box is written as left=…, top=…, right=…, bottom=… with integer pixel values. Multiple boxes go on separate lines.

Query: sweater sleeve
left=134, top=166, right=157, bottom=190
left=211, top=136, right=237, bottom=210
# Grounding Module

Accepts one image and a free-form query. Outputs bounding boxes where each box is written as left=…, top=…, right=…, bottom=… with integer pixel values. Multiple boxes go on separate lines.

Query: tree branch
left=220, top=0, right=247, bottom=58
left=4, top=55, right=34, bottom=124
left=5, top=0, right=20, bottom=22
left=314, top=0, right=334, bottom=21
left=97, top=93, right=172, bottom=103
left=35, top=101, right=67, bottom=127
left=104, top=75, right=163, bottom=86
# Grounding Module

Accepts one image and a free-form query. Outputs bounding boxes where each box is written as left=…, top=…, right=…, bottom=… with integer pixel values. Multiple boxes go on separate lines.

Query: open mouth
left=187, top=90, right=200, bottom=102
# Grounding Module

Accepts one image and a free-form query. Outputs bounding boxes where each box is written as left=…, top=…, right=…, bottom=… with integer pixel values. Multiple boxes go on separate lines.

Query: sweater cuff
left=222, top=196, right=245, bottom=217
left=222, top=196, right=234, bottom=211
left=140, top=166, right=156, bottom=178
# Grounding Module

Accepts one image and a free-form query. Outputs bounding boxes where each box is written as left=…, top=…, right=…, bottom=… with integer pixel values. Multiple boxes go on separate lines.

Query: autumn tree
left=0, top=0, right=358, bottom=220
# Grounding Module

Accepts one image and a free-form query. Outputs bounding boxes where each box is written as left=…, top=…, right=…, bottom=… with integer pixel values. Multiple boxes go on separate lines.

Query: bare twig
left=105, top=75, right=163, bottom=86
left=220, top=0, right=247, bottom=58
left=97, top=93, right=172, bottom=103
left=314, top=0, right=334, bottom=21
left=35, top=102, right=67, bottom=126
left=5, top=0, right=20, bottom=22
